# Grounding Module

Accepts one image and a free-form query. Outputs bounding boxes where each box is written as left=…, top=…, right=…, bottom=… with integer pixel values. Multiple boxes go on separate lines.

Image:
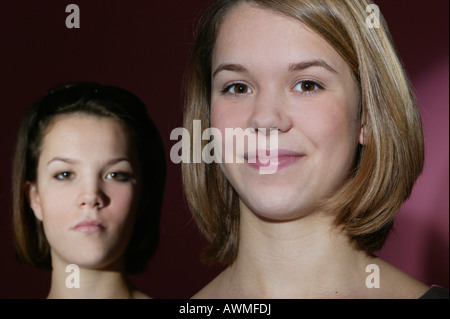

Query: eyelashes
left=105, top=172, right=131, bottom=182
left=221, top=82, right=253, bottom=95
left=221, top=80, right=323, bottom=96
left=292, top=80, right=323, bottom=95
left=54, top=171, right=75, bottom=180
left=53, top=171, right=131, bottom=182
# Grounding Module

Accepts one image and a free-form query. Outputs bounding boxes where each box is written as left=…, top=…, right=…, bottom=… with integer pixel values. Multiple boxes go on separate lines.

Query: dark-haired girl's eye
left=106, top=171, right=130, bottom=182
left=54, top=171, right=75, bottom=180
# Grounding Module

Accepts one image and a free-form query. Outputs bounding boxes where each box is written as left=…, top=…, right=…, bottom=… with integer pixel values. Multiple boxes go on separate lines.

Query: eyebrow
left=212, top=59, right=338, bottom=78
left=212, top=63, right=248, bottom=78
left=288, top=59, right=338, bottom=75
left=47, top=157, right=131, bottom=166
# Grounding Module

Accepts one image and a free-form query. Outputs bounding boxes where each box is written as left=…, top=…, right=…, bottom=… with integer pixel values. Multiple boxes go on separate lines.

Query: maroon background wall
left=0, top=1, right=448, bottom=298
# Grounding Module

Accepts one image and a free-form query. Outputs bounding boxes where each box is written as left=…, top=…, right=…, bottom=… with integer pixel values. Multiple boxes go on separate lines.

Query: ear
left=26, top=182, right=43, bottom=221
left=358, top=124, right=366, bottom=145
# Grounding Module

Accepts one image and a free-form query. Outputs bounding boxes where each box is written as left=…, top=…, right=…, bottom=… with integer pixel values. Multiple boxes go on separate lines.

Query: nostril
left=78, top=187, right=110, bottom=209
left=79, top=193, right=104, bottom=208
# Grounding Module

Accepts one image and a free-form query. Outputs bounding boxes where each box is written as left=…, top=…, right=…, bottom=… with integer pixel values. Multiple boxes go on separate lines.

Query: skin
left=28, top=114, right=149, bottom=299
left=193, top=3, right=429, bottom=298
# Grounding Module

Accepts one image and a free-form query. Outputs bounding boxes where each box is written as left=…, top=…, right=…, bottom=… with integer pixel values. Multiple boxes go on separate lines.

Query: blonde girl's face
left=210, top=3, right=363, bottom=221
left=28, top=114, right=141, bottom=270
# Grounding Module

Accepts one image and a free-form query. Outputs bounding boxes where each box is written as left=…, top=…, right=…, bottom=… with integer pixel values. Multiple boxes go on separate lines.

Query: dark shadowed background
left=0, top=0, right=448, bottom=298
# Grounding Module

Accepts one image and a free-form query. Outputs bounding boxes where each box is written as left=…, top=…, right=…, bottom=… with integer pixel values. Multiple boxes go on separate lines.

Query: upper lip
left=244, top=149, right=304, bottom=161
left=72, top=219, right=105, bottom=229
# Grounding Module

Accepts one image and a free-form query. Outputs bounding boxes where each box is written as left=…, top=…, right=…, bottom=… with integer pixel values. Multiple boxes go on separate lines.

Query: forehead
left=40, top=114, right=133, bottom=156
left=212, top=3, right=349, bottom=74
left=45, top=113, right=126, bottom=136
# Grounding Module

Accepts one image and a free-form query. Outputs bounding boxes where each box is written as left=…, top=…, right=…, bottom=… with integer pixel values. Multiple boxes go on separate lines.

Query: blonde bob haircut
left=182, top=0, right=424, bottom=264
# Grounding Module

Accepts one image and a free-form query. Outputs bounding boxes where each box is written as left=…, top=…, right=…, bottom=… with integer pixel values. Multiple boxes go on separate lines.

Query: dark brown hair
left=12, top=82, right=166, bottom=274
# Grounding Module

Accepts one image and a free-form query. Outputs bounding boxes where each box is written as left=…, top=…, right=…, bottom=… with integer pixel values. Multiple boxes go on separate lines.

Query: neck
left=47, top=256, right=143, bottom=299
left=221, top=206, right=375, bottom=298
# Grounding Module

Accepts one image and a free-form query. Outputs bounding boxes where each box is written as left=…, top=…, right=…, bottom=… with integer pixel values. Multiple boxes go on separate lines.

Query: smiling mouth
left=72, top=220, right=106, bottom=234
left=244, top=149, right=304, bottom=171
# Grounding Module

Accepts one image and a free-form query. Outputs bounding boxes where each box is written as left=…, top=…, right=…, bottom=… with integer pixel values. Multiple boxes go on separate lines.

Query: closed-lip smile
left=72, top=219, right=105, bottom=234
left=244, top=149, right=304, bottom=171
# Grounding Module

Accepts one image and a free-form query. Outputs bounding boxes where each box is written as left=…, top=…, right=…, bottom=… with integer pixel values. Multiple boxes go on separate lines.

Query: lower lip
left=246, top=155, right=303, bottom=171
left=73, top=225, right=104, bottom=234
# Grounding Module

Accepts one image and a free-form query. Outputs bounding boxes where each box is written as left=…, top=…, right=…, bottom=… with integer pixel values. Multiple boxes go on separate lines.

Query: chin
left=55, top=247, right=124, bottom=270
left=240, top=191, right=315, bottom=222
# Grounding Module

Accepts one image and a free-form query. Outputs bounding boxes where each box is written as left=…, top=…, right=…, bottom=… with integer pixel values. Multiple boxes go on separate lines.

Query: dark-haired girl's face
left=28, top=114, right=141, bottom=270
left=210, top=4, right=363, bottom=221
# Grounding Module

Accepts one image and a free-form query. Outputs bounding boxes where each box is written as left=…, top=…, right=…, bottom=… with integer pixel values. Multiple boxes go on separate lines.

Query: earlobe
left=359, top=124, right=366, bottom=145
left=26, top=182, right=43, bottom=221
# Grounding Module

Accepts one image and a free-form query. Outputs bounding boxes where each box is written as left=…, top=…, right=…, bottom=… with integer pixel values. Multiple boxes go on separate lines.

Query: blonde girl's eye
left=54, top=171, right=75, bottom=180
left=293, top=80, right=322, bottom=95
left=222, top=82, right=253, bottom=95
left=106, top=171, right=130, bottom=182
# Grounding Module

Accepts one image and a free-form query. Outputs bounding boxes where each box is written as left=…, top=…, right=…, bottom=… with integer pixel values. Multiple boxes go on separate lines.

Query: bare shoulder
left=372, top=257, right=430, bottom=299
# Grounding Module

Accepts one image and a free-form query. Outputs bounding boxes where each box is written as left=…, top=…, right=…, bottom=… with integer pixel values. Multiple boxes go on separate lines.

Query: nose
left=78, top=177, right=109, bottom=209
left=247, top=87, right=292, bottom=133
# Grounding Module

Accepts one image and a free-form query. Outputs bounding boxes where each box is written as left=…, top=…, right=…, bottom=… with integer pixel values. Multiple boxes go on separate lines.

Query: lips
left=244, top=149, right=304, bottom=172
left=72, top=219, right=105, bottom=234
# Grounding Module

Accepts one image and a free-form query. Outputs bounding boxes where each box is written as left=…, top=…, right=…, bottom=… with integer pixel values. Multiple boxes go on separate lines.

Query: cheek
left=211, top=101, right=246, bottom=131
left=210, top=104, right=226, bottom=130
left=107, top=186, right=139, bottom=222
left=211, top=101, right=252, bottom=158
left=211, top=104, right=245, bottom=165
left=38, top=186, right=73, bottom=221
left=38, top=191, right=73, bottom=242
left=298, top=96, right=359, bottom=152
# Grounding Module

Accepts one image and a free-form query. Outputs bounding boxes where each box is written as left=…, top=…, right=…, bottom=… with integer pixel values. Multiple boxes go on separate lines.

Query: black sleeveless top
left=418, top=286, right=449, bottom=299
